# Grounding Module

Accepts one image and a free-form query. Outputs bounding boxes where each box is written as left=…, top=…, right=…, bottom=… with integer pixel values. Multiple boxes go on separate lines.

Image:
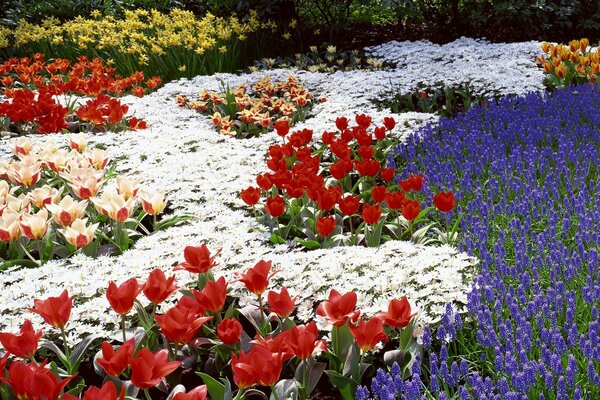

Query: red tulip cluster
left=0, top=243, right=419, bottom=400
left=241, top=114, right=458, bottom=248
left=176, top=75, right=316, bottom=138
left=0, top=54, right=157, bottom=134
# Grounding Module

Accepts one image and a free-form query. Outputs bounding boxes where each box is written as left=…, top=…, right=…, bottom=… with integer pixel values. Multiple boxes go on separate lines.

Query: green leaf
left=295, top=360, right=326, bottom=396
left=0, top=259, right=39, bottom=271
left=69, top=334, right=102, bottom=373
left=293, top=239, right=321, bottom=250
left=269, top=233, right=286, bottom=244
left=197, top=372, right=226, bottom=400
left=39, top=339, right=69, bottom=370
left=64, top=376, right=85, bottom=396
left=270, top=379, right=299, bottom=400
left=134, top=299, right=154, bottom=330
left=323, top=370, right=357, bottom=400
left=331, top=324, right=354, bottom=373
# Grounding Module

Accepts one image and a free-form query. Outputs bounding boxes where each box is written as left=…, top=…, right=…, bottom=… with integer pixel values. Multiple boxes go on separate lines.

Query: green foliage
left=374, top=83, right=499, bottom=118
left=388, top=0, right=600, bottom=41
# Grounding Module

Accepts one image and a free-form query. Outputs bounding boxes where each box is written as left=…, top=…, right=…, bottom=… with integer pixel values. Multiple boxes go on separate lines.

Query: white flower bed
left=0, top=38, right=545, bottom=339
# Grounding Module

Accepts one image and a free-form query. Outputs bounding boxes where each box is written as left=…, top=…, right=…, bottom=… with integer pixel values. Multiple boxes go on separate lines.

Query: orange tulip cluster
left=0, top=136, right=168, bottom=262
left=176, top=75, right=318, bottom=138
left=537, top=38, right=600, bottom=87
left=0, top=54, right=157, bottom=134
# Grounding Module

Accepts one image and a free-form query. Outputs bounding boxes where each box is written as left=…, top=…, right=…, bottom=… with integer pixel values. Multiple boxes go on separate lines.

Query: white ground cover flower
left=0, top=38, right=546, bottom=336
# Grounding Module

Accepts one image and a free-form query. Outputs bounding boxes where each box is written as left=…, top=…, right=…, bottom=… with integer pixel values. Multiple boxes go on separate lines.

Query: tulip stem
left=121, top=315, right=127, bottom=343
left=144, top=390, right=152, bottom=400
left=152, top=214, right=157, bottom=231
left=257, top=295, right=266, bottom=333
left=19, top=242, right=40, bottom=265
left=60, top=326, right=71, bottom=359
left=301, top=360, right=308, bottom=399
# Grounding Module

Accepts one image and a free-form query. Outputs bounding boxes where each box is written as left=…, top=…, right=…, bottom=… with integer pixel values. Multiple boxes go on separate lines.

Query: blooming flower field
left=2, top=35, right=587, bottom=399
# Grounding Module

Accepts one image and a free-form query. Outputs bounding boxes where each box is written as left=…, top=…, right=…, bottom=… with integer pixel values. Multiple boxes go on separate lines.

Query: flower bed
left=0, top=55, right=155, bottom=134
left=243, top=114, right=459, bottom=249
left=0, top=135, right=185, bottom=268
left=360, top=84, right=600, bottom=398
left=0, top=9, right=269, bottom=81
left=0, top=38, right=549, bottom=398
left=177, top=75, right=316, bottom=138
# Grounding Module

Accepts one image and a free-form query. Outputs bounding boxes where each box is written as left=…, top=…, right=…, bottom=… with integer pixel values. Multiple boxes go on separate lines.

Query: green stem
left=271, top=385, right=280, bottom=400
left=144, top=389, right=152, bottom=400
left=302, top=359, right=308, bottom=399
left=152, top=213, right=157, bottom=231
left=121, top=314, right=127, bottom=343
left=258, top=295, right=266, bottom=334
left=60, top=327, right=71, bottom=359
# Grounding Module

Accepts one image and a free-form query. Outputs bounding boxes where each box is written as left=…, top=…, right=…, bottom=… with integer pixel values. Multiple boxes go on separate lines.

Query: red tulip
left=193, top=276, right=228, bottom=312
left=129, top=349, right=180, bottom=389
left=374, top=126, right=386, bottom=140
left=357, top=145, right=374, bottom=160
left=371, top=185, right=387, bottom=203
left=217, top=318, right=243, bottom=345
left=241, top=186, right=261, bottom=206
left=155, top=306, right=212, bottom=345
left=362, top=204, right=382, bottom=225
left=385, top=191, right=405, bottom=210
left=82, top=381, right=125, bottom=400
left=316, top=289, right=359, bottom=327
left=0, top=320, right=42, bottom=359
left=251, top=330, right=294, bottom=361
left=267, top=287, right=296, bottom=318
left=316, top=215, right=336, bottom=237
left=274, top=119, right=290, bottom=137
left=256, top=174, right=273, bottom=190
left=96, top=339, right=135, bottom=377
left=265, top=195, right=285, bottom=218
left=376, top=297, right=417, bottom=328
left=355, top=114, right=372, bottom=129
left=4, top=360, right=76, bottom=400
left=349, top=317, right=388, bottom=352
left=231, top=345, right=283, bottom=389
left=383, top=117, right=396, bottom=131
left=380, top=167, right=395, bottom=182
left=175, top=244, right=220, bottom=274
left=143, top=268, right=177, bottom=305
left=106, top=278, right=142, bottom=315
left=433, top=191, right=456, bottom=212
left=29, top=289, right=73, bottom=329
left=238, top=260, right=273, bottom=296
left=289, top=321, right=327, bottom=360
left=356, top=159, right=380, bottom=177
left=173, top=386, right=208, bottom=400
left=400, top=174, right=424, bottom=191
left=338, top=195, right=360, bottom=216
left=335, top=117, right=349, bottom=131
left=316, top=188, right=339, bottom=211
left=402, top=199, right=420, bottom=221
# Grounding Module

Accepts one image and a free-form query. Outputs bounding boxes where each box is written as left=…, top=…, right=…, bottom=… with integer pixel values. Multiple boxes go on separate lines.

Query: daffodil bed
left=0, top=38, right=545, bottom=342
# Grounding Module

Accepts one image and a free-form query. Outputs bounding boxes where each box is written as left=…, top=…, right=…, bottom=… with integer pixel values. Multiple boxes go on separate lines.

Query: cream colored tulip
left=115, top=176, right=140, bottom=201
left=29, top=186, right=61, bottom=208
left=85, top=148, right=110, bottom=170
left=9, top=137, right=33, bottom=156
left=140, top=190, right=167, bottom=215
left=2, top=193, right=31, bottom=215
left=61, top=218, right=98, bottom=247
left=91, top=190, right=135, bottom=222
left=68, top=134, right=87, bottom=152
left=6, top=161, right=41, bottom=187
left=0, top=211, right=21, bottom=242
left=46, top=195, right=88, bottom=226
left=19, top=209, right=49, bottom=240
